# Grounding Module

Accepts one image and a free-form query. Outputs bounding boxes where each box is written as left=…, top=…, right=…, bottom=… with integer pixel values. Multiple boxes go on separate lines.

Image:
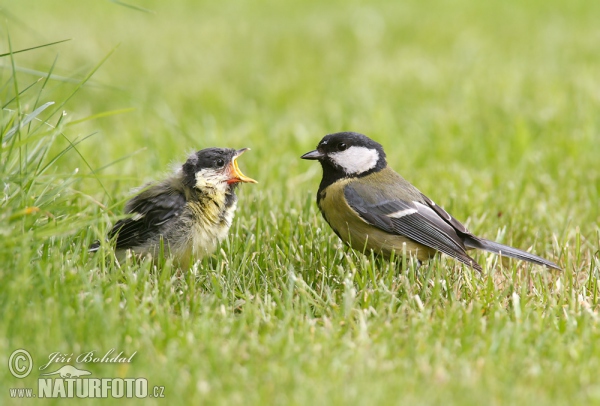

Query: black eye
left=216, top=158, right=225, bottom=167
left=337, top=143, right=347, bottom=151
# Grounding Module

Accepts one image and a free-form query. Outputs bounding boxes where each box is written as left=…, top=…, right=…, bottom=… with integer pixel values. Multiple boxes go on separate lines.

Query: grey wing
left=344, top=184, right=482, bottom=271
left=110, top=188, right=187, bottom=250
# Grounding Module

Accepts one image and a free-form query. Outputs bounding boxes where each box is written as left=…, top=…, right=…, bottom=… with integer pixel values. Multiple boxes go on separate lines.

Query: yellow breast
left=318, top=179, right=435, bottom=261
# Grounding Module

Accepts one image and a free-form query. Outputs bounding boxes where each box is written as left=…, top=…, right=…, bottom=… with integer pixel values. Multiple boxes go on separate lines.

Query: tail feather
left=463, top=236, right=561, bottom=271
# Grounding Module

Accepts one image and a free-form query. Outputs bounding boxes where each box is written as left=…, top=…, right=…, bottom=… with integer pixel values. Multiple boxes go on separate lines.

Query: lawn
left=1, top=0, right=599, bottom=404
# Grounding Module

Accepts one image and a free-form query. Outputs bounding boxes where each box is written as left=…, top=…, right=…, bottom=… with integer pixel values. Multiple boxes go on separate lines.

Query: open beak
left=228, top=148, right=258, bottom=184
left=300, top=150, right=324, bottom=160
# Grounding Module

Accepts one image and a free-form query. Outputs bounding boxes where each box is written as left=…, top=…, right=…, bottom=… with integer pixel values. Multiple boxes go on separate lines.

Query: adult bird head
left=301, top=132, right=388, bottom=184
left=182, top=147, right=257, bottom=191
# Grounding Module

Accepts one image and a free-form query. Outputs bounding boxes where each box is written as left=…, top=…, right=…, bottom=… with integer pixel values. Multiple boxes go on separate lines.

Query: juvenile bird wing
left=344, top=183, right=482, bottom=271
left=110, top=184, right=187, bottom=249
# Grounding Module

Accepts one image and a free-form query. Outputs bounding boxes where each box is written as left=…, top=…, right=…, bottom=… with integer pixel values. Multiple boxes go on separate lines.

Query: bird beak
left=300, top=150, right=324, bottom=160
left=228, top=148, right=258, bottom=184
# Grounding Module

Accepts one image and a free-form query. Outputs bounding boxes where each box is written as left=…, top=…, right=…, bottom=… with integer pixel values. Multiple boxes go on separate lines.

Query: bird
left=90, top=147, right=257, bottom=268
left=301, top=131, right=561, bottom=272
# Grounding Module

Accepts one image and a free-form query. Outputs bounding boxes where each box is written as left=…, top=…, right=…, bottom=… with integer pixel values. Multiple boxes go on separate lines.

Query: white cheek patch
left=329, top=146, right=379, bottom=175
left=195, top=169, right=229, bottom=192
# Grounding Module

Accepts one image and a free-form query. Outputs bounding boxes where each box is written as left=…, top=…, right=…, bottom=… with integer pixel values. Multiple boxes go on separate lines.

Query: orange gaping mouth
left=228, top=148, right=258, bottom=184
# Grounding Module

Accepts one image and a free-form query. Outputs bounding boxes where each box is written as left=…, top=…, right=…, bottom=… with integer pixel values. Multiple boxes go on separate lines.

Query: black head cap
left=316, top=132, right=386, bottom=159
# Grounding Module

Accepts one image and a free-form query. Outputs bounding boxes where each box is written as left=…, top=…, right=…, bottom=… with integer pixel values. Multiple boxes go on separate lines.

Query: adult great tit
left=301, top=131, right=561, bottom=272
left=90, top=148, right=257, bottom=268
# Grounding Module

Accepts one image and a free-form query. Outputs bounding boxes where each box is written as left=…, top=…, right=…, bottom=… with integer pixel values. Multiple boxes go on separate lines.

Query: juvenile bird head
left=301, top=132, right=387, bottom=180
left=182, top=148, right=257, bottom=191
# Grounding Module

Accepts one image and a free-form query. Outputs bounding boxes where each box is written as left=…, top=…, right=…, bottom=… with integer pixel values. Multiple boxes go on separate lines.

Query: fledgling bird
left=301, top=131, right=561, bottom=271
left=90, top=148, right=257, bottom=268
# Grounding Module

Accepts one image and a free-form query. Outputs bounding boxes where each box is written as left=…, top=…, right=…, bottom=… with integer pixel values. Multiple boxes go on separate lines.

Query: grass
left=1, top=0, right=599, bottom=404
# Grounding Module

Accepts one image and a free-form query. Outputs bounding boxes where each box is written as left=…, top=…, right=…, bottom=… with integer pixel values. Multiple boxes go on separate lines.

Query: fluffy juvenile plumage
left=90, top=147, right=256, bottom=268
left=301, top=131, right=561, bottom=271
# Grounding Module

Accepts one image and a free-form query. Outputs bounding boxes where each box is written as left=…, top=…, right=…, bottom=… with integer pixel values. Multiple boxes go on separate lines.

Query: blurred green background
left=5, top=0, right=599, bottom=219
left=1, top=0, right=599, bottom=404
